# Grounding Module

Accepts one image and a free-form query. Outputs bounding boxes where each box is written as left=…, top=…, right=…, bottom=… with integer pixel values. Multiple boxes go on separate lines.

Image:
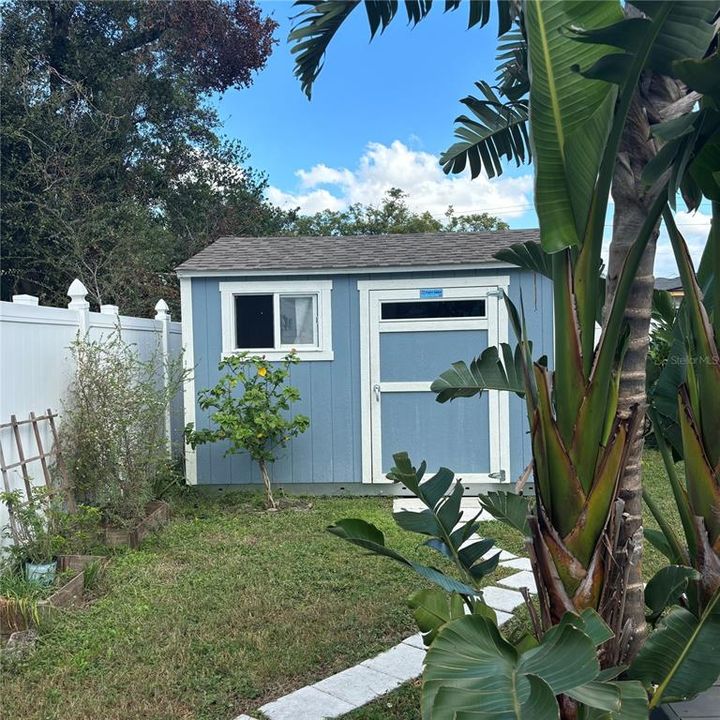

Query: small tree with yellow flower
left=185, top=352, right=309, bottom=509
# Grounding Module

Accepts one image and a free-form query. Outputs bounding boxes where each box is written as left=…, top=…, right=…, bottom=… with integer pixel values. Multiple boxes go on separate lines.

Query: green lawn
left=0, top=491, right=514, bottom=720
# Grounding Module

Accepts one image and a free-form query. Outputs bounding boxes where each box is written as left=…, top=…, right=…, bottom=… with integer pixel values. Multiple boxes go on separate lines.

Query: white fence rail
left=0, top=280, right=183, bottom=546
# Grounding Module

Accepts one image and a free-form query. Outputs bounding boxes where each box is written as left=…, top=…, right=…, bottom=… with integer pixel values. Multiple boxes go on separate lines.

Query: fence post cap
left=67, top=279, right=90, bottom=310
left=12, top=294, right=39, bottom=306
left=154, top=299, right=170, bottom=320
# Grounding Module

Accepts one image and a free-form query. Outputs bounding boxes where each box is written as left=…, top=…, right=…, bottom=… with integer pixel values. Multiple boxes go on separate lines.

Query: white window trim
left=219, top=280, right=333, bottom=361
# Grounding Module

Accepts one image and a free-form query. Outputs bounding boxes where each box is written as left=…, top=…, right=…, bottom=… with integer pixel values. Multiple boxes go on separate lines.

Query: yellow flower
left=258, top=367, right=267, bottom=377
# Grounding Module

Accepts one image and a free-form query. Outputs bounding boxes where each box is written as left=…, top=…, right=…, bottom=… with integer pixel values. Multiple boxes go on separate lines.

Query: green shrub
left=61, top=330, right=187, bottom=525
left=0, top=488, right=61, bottom=567
left=186, top=352, right=309, bottom=508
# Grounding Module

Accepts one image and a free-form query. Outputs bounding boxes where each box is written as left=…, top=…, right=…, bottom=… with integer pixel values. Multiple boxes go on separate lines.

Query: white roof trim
left=176, top=261, right=515, bottom=279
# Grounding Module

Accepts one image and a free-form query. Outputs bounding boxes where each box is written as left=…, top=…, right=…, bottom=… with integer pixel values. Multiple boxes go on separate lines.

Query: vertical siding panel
left=330, top=277, right=357, bottom=482
left=348, top=278, right=362, bottom=481
left=309, top=362, right=333, bottom=482
left=191, top=279, right=210, bottom=483
left=288, top=360, right=313, bottom=483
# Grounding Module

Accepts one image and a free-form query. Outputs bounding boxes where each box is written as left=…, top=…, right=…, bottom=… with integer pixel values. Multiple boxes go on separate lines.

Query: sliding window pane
left=280, top=295, right=315, bottom=345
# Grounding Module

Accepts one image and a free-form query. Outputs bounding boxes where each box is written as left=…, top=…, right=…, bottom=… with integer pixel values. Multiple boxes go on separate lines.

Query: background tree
left=285, top=187, right=509, bottom=236
left=1, top=0, right=284, bottom=316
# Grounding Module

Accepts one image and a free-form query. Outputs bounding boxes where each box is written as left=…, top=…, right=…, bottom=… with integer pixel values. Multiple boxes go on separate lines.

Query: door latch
left=373, top=383, right=381, bottom=401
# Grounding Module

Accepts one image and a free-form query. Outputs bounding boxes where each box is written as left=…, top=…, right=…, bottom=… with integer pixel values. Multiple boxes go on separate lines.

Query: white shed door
left=363, top=279, right=510, bottom=484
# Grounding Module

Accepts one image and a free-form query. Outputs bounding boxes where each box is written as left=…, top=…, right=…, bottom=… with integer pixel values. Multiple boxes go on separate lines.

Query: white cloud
left=601, top=206, right=711, bottom=279
left=266, top=186, right=346, bottom=214
left=654, top=209, right=712, bottom=277
left=268, top=140, right=534, bottom=221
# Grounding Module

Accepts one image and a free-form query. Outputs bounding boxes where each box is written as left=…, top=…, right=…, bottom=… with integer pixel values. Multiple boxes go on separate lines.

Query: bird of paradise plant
left=431, top=0, right=719, bottom=658
left=644, top=205, right=720, bottom=610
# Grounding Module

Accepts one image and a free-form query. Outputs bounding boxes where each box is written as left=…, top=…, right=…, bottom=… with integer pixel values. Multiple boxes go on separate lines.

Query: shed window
left=235, top=294, right=274, bottom=348
left=220, top=280, right=333, bottom=361
left=381, top=298, right=486, bottom=320
left=280, top=295, right=316, bottom=345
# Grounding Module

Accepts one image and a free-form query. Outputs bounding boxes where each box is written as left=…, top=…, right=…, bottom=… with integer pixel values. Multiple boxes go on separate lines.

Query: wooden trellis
left=0, top=410, right=75, bottom=511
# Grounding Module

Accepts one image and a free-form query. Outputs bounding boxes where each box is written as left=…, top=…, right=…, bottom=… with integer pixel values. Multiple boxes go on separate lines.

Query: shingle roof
left=655, top=276, right=682, bottom=291
left=175, top=229, right=540, bottom=274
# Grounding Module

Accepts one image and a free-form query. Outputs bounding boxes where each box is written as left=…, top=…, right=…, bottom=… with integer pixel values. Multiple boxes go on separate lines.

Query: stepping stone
left=361, top=642, right=426, bottom=682
left=498, top=571, right=537, bottom=594
left=260, top=686, right=354, bottom=720
left=496, top=610, right=514, bottom=626
left=481, top=547, right=517, bottom=562
left=666, top=682, right=720, bottom=718
left=401, top=633, right=425, bottom=650
left=313, top=664, right=403, bottom=707
left=500, top=557, right=532, bottom=571
left=482, top=586, right=526, bottom=613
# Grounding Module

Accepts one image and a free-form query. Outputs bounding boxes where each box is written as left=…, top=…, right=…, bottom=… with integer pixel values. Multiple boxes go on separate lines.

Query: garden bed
left=1, top=554, right=105, bottom=640
left=103, top=500, right=171, bottom=549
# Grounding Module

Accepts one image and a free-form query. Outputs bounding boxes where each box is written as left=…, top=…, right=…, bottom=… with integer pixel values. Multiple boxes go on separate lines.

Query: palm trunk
left=604, top=192, right=657, bottom=663
left=603, top=67, right=688, bottom=661
left=258, top=459, right=276, bottom=509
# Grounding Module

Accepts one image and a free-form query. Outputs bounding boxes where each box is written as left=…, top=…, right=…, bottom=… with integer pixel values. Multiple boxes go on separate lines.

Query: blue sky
left=212, top=0, right=712, bottom=276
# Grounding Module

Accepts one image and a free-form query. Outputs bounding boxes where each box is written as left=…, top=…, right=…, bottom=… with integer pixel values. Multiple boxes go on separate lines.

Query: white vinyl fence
left=0, top=280, right=183, bottom=546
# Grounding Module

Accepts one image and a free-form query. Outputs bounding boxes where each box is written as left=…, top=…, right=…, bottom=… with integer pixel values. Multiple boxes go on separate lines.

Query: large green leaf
left=584, top=681, right=649, bottom=720
left=641, top=110, right=720, bottom=209
left=644, top=565, right=700, bottom=623
left=422, top=611, right=631, bottom=720
left=642, top=485, right=690, bottom=566
left=327, top=518, right=478, bottom=596
left=628, top=589, right=720, bottom=706
left=573, top=3, right=716, bottom=82
left=479, top=490, right=532, bottom=537
left=665, top=208, right=720, bottom=466
left=386, top=453, right=453, bottom=508
left=690, top=134, right=720, bottom=205
left=383, top=452, right=502, bottom=582
left=645, top=528, right=679, bottom=565
left=408, top=588, right=476, bottom=646
left=638, top=1, right=717, bottom=79
left=289, top=1, right=361, bottom=99
left=494, top=240, right=551, bottom=278
left=678, top=388, right=720, bottom=545
left=524, top=0, right=622, bottom=252
left=674, top=53, right=720, bottom=103
left=432, top=342, right=528, bottom=403
left=441, top=83, right=530, bottom=179
left=290, top=0, right=514, bottom=98
left=648, top=337, right=687, bottom=459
